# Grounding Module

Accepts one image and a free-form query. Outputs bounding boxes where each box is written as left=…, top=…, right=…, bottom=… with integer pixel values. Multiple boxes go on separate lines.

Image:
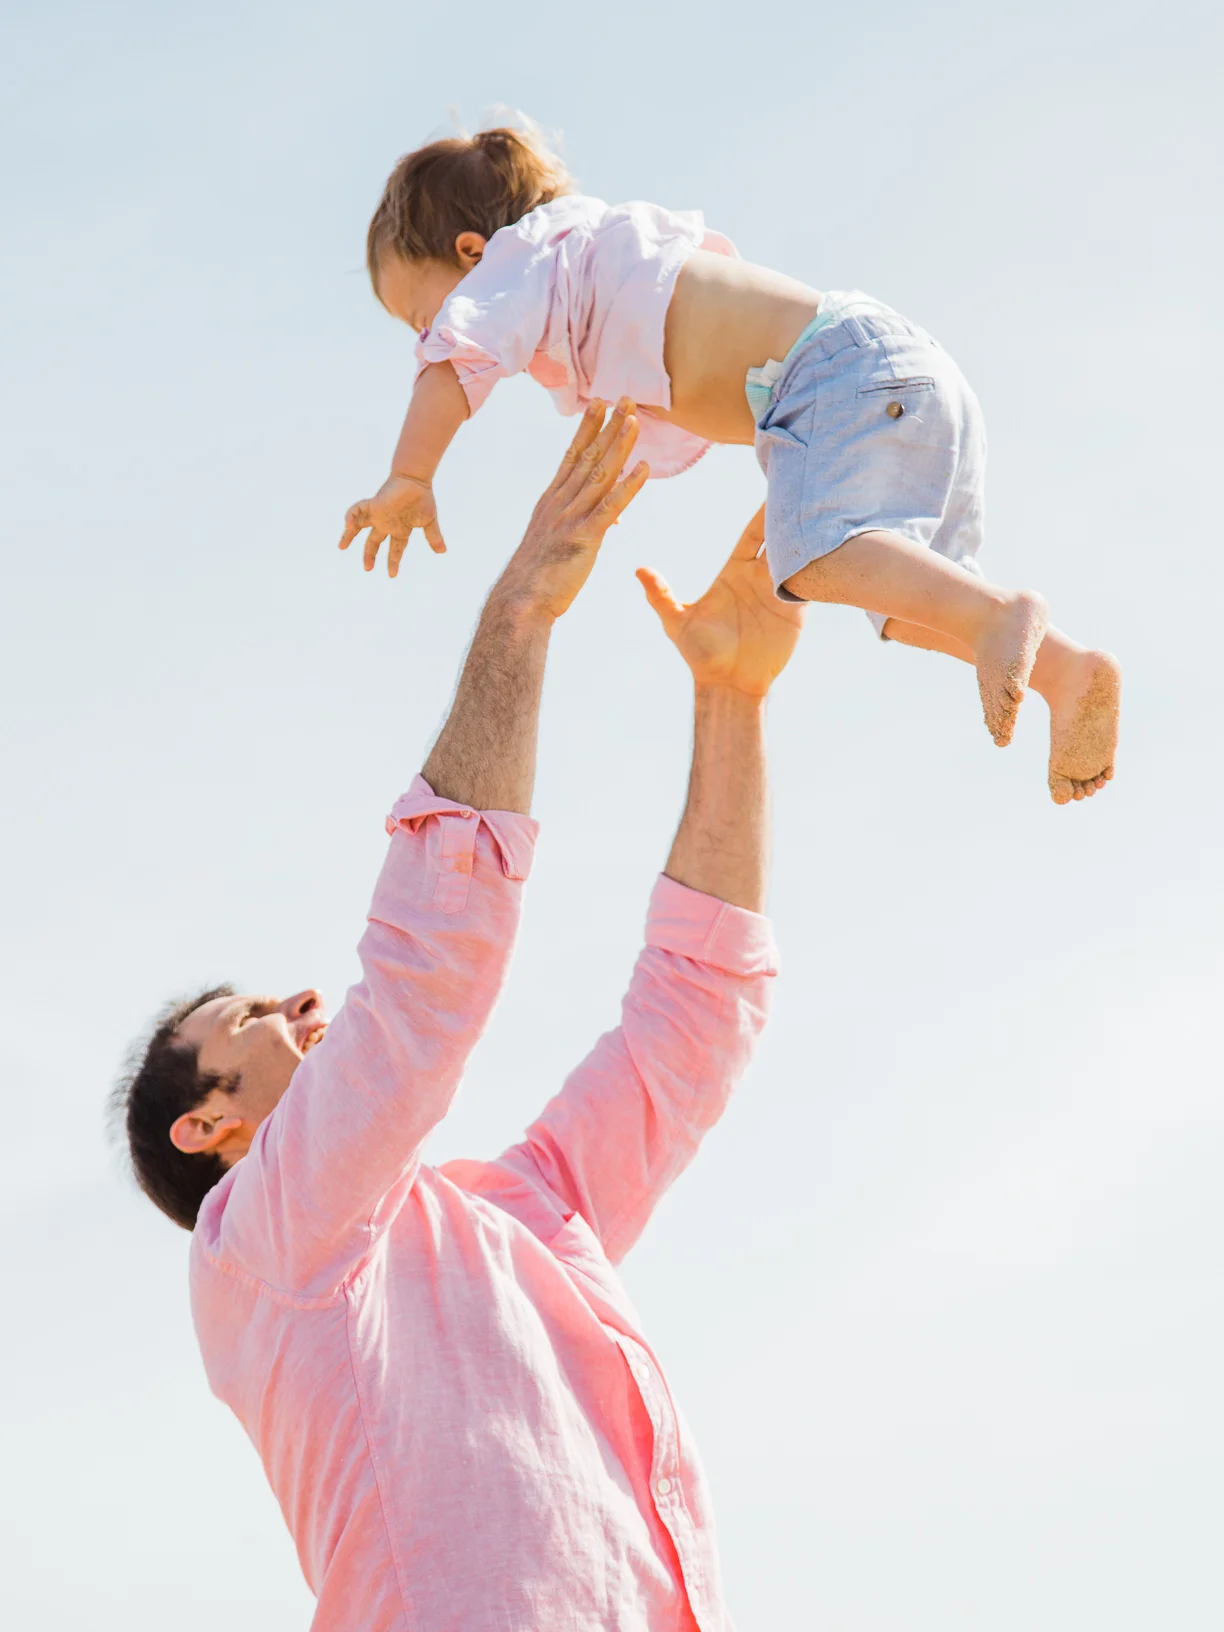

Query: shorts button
left=886, top=401, right=905, bottom=419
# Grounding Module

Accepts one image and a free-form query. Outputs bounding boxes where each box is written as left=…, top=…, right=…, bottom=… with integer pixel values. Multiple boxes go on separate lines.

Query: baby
left=340, top=125, right=1120, bottom=804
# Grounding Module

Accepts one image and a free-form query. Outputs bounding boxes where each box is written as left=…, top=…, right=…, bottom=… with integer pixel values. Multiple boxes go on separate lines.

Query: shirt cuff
left=386, top=775, right=539, bottom=882
left=645, top=874, right=779, bottom=977
left=416, top=330, right=504, bottom=414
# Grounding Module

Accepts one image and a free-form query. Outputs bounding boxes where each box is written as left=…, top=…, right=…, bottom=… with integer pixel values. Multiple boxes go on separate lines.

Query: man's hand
left=637, top=505, right=804, bottom=697
left=339, top=474, right=446, bottom=576
left=645, top=507, right=800, bottom=913
left=493, top=398, right=648, bottom=622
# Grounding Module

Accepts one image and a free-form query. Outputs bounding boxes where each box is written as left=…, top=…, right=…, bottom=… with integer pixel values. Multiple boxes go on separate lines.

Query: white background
left=2, top=0, right=1221, bottom=1625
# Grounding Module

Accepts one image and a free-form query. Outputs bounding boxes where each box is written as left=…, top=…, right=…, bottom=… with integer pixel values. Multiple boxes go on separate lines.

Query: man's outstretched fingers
left=577, top=410, right=639, bottom=509
left=555, top=401, right=607, bottom=486
left=597, top=459, right=649, bottom=526
left=563, top=400, right=634, bottom=502
left=595, top=412, right=640, bottom=496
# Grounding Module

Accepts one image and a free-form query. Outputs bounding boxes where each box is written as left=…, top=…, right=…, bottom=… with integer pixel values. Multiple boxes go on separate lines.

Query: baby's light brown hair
left=366, top=125, right=572, bottom=292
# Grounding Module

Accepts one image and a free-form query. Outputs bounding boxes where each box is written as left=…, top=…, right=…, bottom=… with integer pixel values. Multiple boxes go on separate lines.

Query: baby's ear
left=454, top=231, right=486, bottom=268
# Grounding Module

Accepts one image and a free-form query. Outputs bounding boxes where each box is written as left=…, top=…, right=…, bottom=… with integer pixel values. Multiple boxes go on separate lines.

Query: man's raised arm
left=505, top=510, right=805, bottom=1263
left=202, top=405, right=648, bottom=1297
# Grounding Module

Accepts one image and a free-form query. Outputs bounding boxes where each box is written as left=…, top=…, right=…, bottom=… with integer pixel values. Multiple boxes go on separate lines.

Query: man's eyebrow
left=229, top=997, right=278, bottom=1026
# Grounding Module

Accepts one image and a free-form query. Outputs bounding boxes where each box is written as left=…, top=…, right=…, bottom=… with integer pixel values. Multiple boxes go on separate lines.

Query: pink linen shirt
left=190, top=776, right=777, bottom=1631
left=416, top=195, right=738, bottom=478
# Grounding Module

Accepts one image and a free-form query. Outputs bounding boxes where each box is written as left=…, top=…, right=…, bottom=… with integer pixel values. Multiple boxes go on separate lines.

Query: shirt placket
left=616, top=1333, right=717, bottom=1631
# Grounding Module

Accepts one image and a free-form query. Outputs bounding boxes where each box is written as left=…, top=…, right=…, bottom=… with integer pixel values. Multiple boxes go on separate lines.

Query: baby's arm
left=339, top=361, right=469, bottom=577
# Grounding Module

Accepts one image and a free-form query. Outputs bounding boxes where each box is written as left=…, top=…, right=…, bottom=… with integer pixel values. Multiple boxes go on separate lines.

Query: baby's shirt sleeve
left=415, top=204, right=589, bottom=414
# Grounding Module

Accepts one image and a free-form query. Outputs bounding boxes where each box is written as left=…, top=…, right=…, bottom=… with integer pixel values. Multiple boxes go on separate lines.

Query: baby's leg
left=782, top=529, right=1048, bottom=747
left=883, top=617, right=1121, bottom=804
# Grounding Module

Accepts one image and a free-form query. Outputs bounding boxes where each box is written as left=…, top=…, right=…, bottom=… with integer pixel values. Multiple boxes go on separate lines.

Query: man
left=116, top=401, right=803, bottom=1630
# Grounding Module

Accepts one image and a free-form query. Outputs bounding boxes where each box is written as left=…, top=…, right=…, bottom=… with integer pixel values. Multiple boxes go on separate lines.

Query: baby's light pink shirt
left=190, top=777, right=777, bottom=1631
left=416, top=195, right=738, bottom=478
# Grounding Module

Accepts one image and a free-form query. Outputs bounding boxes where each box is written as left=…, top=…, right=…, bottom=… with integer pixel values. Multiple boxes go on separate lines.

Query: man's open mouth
left=300, top=1024, right=327, bottom=1055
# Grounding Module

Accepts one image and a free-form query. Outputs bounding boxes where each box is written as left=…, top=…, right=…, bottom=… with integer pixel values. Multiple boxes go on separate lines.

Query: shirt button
left=886, top=401, right=905, bottom=419
left=656, top=1477, right=672, bottom=1497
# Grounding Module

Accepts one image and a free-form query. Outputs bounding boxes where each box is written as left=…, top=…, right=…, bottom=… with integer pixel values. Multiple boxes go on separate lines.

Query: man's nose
left=281, top=989, right=324, bottom=1020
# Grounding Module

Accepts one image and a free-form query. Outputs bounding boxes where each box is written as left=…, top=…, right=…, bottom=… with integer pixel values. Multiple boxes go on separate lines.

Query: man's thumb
left=636, top=567, right=683, bottom=631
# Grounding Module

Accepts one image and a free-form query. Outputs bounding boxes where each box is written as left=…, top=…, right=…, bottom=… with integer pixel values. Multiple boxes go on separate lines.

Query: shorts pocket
left=856, top=375, right=936, bottom=396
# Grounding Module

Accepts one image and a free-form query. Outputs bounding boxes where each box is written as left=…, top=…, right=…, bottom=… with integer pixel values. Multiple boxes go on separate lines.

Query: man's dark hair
left=110, top=985, right=239, bottom=1231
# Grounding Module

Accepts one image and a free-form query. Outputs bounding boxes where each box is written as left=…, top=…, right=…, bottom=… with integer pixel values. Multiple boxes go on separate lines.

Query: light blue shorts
left=752, top=291, right=987, bottom=636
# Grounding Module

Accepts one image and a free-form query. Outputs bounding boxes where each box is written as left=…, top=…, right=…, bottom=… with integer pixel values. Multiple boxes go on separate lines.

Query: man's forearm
left=419, top=402, right=646, bottom=815
left=422, top=593, right=552, bottom=815
left=664, top=685, right=768, bottom=914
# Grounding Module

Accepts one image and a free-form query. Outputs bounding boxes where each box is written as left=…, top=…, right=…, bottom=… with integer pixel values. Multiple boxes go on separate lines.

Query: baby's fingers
left=339, top=501, right=370, bottom=552
left=423, top=516, right=447, bottom=555
left=363, top=525, right=389, bottom=573
left=386, top=532, right=412, bottom=578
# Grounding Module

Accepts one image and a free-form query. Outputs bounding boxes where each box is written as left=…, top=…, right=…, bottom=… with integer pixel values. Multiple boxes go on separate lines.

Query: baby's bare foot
left=975, top=590, right=1049, bottom=746
left=1045, top=649, right=1122, bottom=805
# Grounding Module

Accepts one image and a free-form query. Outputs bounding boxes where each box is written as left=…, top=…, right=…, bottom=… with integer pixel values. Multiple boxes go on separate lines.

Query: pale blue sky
left=2, top=0, right=1221, bottom=1626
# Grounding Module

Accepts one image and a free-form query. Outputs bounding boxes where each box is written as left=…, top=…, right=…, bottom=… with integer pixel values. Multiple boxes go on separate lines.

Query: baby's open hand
left=338, top=474, right=446, bottom=576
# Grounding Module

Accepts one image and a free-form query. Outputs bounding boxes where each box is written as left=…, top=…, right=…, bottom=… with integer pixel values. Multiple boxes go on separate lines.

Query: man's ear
left=169, top=1107, right=243, bottom=1156
left=454, top=231, right=486, bottom=270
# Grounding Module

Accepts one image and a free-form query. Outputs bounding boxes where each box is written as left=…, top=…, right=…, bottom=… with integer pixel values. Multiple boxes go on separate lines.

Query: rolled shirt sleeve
left=504, top=875, right=778, bottom=1265
left=193, top=776, right=538, bottom=1300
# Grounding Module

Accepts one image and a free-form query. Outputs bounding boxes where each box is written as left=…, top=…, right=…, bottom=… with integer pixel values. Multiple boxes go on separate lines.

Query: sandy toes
left=1047, top=650, right=1122, bottom=805
left=975, top=591, right=1050, bottom=746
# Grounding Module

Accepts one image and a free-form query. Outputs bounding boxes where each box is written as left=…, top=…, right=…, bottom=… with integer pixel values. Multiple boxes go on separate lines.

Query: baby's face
left=374, top=251, right=473, bottom=334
